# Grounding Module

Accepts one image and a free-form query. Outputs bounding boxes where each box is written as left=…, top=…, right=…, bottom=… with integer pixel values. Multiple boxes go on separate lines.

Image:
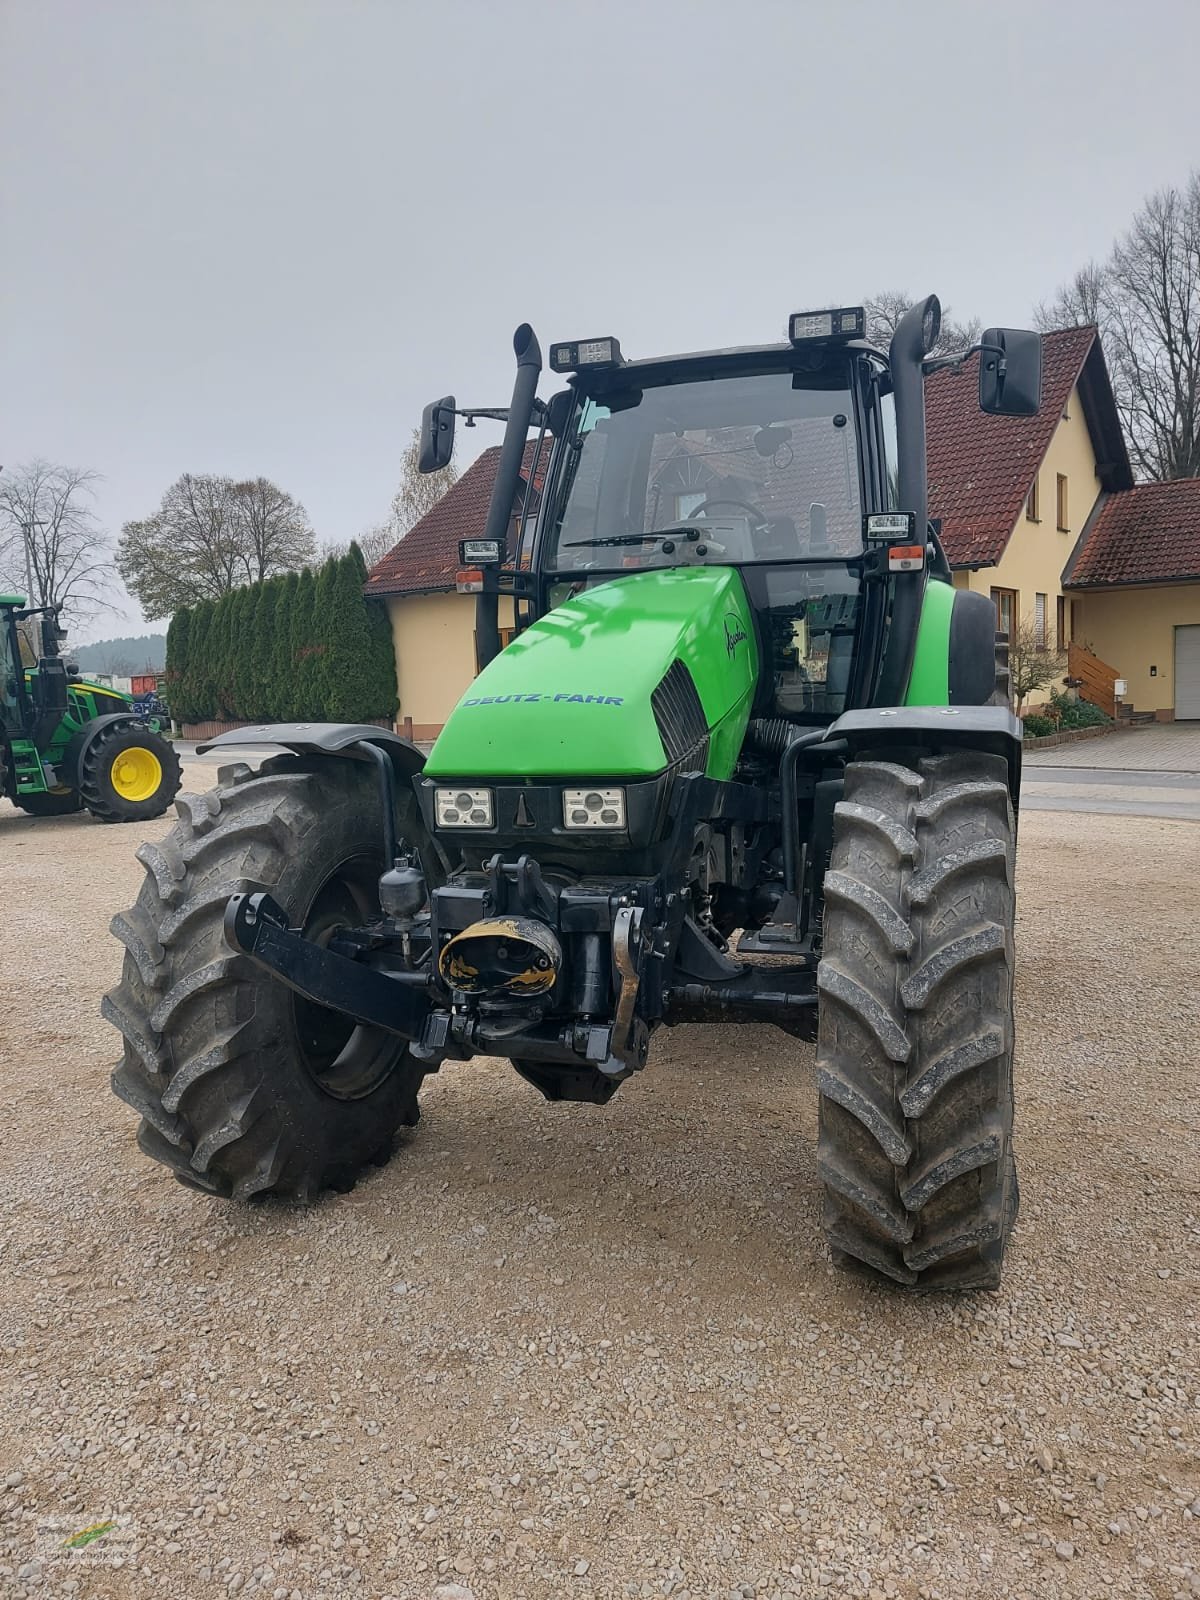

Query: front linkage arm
left=224, top=893, right=433, bottom=1040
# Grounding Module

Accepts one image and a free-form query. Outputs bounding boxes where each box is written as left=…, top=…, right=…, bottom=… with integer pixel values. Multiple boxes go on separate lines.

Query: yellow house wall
left=386, top=590, right=515, bottom=738
left=960, top=384, right=1102, bottom=703
left=1071, top=584, right=1200, bottom=715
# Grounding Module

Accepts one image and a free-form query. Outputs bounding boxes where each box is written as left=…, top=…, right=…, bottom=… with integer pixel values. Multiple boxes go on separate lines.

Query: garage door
left=1176, top=625, right=1200, bottom=719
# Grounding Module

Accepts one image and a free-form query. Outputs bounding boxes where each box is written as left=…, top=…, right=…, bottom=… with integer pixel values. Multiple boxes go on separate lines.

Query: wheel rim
left=110, top=746, right=162, bottom=802
left=291, top=856, right=404, bottom=1101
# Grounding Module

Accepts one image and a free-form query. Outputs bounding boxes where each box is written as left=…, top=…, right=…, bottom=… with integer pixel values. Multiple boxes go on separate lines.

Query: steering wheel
left=688, top=497, right=770, bottom=529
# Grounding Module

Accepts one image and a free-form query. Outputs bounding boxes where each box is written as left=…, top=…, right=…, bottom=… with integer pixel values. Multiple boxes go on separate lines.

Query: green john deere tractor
left=106, top=296, right=1040, bottom=1291
left=1, top=596, right=181, bottom=821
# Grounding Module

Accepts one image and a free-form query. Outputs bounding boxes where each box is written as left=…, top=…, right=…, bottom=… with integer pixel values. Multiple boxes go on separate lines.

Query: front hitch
left=223, top=893, right=433, bottom=1040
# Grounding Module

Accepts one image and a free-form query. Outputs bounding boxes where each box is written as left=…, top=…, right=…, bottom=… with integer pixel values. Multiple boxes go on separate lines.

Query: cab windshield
left=545, top=368, right=862, bottom=573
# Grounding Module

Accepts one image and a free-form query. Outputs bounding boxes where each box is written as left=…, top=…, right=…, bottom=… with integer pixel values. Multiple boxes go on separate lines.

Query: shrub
left=1022, top=713, right=1056, bottom=739
left=1049, top=689, right=1111, bottom=730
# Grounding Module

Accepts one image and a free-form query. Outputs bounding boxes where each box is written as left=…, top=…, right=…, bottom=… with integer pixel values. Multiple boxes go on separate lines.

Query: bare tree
left=355, top=523, right=397, bottom=571
left=1035, top=172, right=1200, bottom=480
left=118, top=472, right=315, bottom=619
left=1008, top=615, right=1065, bottom=713
left=0, top=459, right=116, bottom=625
left=229, top=477, right=316, bottom=582
left=1033, top=261, right=1105, bottom=331
left=864, top=291, right=982, bottom=358
left=1106, top=174, right=1200, bottom=480
left=360, top=427, right=459, bottom=572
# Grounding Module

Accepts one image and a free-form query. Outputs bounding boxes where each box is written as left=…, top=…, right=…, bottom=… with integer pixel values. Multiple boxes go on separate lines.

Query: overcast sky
left=4, top=0, right=1199, bottom=640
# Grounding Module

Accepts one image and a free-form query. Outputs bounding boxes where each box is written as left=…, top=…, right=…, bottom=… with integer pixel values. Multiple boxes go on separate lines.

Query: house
left=926, top=325, right=1132, bottom=663
left=365, top=441, right=546, bottom=740
left=367, top=327, right=1198, bottom=735
left=1063, top=479, right=1200, bottom=718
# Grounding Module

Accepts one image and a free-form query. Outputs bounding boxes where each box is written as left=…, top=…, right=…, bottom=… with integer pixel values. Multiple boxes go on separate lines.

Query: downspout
left=475, top=324, right=542, bottom=670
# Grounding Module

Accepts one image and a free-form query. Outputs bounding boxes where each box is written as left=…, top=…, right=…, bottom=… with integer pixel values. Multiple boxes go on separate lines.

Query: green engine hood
left=426, top=567, right=759, bottom=780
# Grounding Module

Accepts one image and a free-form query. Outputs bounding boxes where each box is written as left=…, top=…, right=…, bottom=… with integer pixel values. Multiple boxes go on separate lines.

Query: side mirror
left=418, top=395, right=456, bottom=473
left=978, top=329, right=1042, bottom=417
left=545, top=389, right=573, bottom=437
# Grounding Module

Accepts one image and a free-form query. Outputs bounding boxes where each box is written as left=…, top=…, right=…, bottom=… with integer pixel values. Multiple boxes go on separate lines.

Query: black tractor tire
left=12, top=788, right=83, bottom=816
left=105, top=756, right=426, bottom=1200
left=990, top=630, right=1012, bottom=708
left=79, top=721, right=183, bottom=823
left=815, top=750, right=1018, bottom=1291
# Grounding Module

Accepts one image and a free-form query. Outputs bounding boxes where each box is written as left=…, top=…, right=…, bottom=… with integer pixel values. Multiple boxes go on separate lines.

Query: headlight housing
left=435, top=787, right=494, bottom=828
left=562, top=787, right=626, bottom=829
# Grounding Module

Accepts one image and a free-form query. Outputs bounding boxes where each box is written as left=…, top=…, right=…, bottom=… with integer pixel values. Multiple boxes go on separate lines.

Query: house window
left=675, top=491, right=707, bottom=522
left=1056, top=473, right=1069, bottom=531
left=990, top=587, right=1018, bottom=639
left=1034, top=593, right=1047, bottom=648
left=1056, top=594, right=1068, bottom=650
left=1026, top=478, right=1040, bottom=522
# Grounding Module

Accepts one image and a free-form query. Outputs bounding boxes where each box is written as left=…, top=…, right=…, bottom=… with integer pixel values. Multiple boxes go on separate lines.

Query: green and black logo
left=723, top=613, right=749, bottom=658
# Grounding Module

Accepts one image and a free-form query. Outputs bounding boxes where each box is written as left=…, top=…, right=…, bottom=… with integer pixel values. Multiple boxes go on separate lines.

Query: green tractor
left=1, top=596, right=181, bottom=821
left=106, top=296, right=1039, bottom=1291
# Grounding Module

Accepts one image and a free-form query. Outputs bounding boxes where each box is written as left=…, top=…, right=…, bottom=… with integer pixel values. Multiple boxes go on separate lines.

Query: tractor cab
left=427, top=305, right=1041, bottom=740
left=0, top=596, right=26, bottom=729
left=530, top=334, right=884, bottom=723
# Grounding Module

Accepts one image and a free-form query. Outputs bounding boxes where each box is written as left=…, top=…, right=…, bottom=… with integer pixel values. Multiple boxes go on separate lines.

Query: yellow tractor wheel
left=79, top=721, right=182, bottom=823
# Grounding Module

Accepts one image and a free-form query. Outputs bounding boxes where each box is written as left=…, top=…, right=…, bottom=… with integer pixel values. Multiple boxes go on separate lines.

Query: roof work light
left=789, top=307, right=865, bottom=343
left=549, top=337, right=624, bottom=373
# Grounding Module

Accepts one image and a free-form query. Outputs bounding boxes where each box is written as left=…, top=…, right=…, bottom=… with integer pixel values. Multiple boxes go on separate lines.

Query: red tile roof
left=926, top=326, right=1100, bottom=568
left=365, top=441, right=547, bottom=597
left=1065, top=479, right=1200, bottom=587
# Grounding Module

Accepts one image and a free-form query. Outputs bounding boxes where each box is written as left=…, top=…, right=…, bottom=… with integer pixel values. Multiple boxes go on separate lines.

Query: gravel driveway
left=1, top=771, right=1198, bottom=1600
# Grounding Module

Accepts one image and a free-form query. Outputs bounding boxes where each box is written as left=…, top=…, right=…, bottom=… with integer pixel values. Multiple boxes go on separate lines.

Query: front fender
left=827, top=705, right=1023, bottom=801
left=196, top=721, right=426, bottom=781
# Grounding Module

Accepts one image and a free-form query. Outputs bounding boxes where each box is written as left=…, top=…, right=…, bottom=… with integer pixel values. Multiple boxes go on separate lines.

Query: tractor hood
left=425, top=567, right=759, bottom=780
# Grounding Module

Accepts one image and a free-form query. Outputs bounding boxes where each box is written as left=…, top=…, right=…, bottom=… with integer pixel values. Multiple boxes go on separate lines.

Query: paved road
left=1021, top=724, right=1200, bottom=819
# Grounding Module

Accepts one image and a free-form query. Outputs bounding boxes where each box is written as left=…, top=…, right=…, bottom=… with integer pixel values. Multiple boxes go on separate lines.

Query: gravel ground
left=1, top=771, right=1198, bottom=1600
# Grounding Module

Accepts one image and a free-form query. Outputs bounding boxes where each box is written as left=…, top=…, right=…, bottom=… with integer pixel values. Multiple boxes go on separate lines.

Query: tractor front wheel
left=79, top=721, right=183, bottom=822
left=815, top=749, right=1018, bottom=1291
left=105, top=757, right=426, bottom=1199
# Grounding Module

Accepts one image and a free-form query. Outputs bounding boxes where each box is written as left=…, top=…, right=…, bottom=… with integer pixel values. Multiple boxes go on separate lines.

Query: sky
left=4, top=0, right=1199, bottom=641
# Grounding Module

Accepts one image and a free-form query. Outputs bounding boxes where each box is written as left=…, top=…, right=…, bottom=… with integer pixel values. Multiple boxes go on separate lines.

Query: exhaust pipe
left=874, top=295, right=941, bottom=707
left=439, top=916, right=561, bottom=998
left=475, top=324, right=542, bottom=669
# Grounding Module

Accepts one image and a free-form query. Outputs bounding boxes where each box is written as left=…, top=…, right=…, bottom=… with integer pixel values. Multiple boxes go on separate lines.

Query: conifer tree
left=164, top=607, right=191, bottom=723
left=289, top=568, right=318, bottom=715
left=271, top=570, right=299, bottom=718
left=248, top=579, right=276, bottom=721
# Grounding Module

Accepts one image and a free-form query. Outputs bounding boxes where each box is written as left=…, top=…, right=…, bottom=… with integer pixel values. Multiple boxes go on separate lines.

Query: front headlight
left=563, top=787, right=626, bottom=829
left=435, top=787, right=494, bottom=828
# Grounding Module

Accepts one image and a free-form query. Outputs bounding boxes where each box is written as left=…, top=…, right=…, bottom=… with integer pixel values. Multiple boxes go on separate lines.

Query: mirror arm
left=456, top=399, right=547, bottom=429
left=921, top=341, right=1006, bottom=377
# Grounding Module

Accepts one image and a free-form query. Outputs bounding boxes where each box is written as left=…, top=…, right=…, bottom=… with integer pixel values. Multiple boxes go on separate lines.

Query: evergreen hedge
left=160, top=551, right=397, bottom=726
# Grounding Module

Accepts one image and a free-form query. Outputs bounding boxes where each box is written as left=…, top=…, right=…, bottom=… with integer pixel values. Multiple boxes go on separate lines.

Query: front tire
left=79, top=721, right=183, bottom=822
left=815, top=750, right=1018, bottom=1290
left=105, top=757, right=425, bottom=1200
